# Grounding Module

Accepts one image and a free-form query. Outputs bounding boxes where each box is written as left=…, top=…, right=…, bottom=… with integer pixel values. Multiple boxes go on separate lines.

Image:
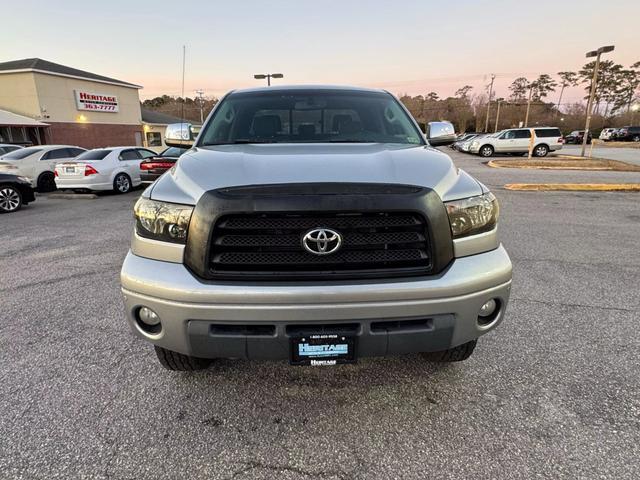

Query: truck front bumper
left=120, top=246, right=512, bottom=360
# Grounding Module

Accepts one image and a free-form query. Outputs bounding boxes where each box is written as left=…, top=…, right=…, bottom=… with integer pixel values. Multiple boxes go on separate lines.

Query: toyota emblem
left=302, top=228, right=342, bottom=255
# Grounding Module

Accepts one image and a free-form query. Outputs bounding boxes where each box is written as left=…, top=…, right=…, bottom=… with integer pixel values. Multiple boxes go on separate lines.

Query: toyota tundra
left=120, top=85, right=512, bottom=370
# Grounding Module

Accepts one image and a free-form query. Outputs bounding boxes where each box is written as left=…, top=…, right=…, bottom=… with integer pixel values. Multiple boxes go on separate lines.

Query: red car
left=140, top=146, right=188, bottom=183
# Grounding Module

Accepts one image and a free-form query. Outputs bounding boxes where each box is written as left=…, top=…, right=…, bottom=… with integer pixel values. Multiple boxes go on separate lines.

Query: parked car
left=452, top=133, right=481, bottom=151
left=0, top=172, right=36, bottom=213
left=140, top=146, right=188, bottom=183
left=0, top=145, right=86, bottom=191
left=54, top=147, right=157, bottom=194
left=469, top=127, right=563, bottom=157
left=0, top=144, right=23, bottom=156
left=613, top=126, right=640, bottom=142
left=454, top=133, right=483, bottom=152
left=599, top=128, right=617, bottom=141
left=120, top=86, right=512, bottom=371
left=563, top=130, right=592, bottom=144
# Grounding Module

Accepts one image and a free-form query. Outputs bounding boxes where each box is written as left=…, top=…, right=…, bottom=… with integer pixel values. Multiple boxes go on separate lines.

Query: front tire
left=420, top=340, right=477, bottom=362
left=479, top=145, right=494, bottom=157
left=37, top=171, right=56, bottom=192
left=154, top=346, right=212, bottom=371
left=533, top=144, right=549, bottom=157
left=0, top=185, right=23, bottom=213
left=113, top=173, right=132, bottom=194
left=633, top=135, right=640, bottom=142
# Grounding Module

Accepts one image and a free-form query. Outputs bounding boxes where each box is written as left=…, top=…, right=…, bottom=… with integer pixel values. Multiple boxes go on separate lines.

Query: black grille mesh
left=209, top=212, right=431, bottom=279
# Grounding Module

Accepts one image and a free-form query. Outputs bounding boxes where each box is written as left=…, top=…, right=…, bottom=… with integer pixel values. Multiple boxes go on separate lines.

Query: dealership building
left=0, top=58, right=151, bottom=148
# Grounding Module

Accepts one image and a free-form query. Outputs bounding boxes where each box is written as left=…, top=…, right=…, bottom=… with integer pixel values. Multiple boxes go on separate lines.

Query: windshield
left=2, top=147, right=42, bottom=160
left=199, top=90, right=424, bottom=146
left=75, top=149, right=112, bottom=161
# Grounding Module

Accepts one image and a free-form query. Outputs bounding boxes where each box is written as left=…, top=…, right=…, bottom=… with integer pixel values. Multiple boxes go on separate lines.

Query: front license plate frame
left=290, top=333, right=357, bottom=366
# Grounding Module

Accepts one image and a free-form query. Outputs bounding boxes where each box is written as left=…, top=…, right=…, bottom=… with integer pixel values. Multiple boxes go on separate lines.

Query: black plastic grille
left=208, top=212, right=432, bottom=279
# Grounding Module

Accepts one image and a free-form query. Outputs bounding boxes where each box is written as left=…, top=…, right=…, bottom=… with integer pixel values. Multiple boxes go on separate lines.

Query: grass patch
left=488, top=157, right=640, bottom=172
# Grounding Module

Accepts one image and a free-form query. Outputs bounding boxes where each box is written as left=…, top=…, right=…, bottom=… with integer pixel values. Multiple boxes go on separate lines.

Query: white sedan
left=0, top=145, right=86, bottom=191
left=54, top=147, right=157, bottom=194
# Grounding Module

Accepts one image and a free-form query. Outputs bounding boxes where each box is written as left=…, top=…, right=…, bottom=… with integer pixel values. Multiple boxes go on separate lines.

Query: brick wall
left=47, top=122, right=142, bottom=149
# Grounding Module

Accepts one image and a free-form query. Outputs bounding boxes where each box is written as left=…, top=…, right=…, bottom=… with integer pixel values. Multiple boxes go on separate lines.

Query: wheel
left=113, top=173, right=132, bottom=194
left=154, top=346, right=211, bottom=371
left=420, top=340, right=477, bottom=362
left=37, top=171, right=56, bottom=192
left=533, top=144, right=549, bottom=157
left=479, top=145, right=494, bottom=157
left=633, top=135, right=640, bottom=142
left=0, top=185, right=23, bottom=213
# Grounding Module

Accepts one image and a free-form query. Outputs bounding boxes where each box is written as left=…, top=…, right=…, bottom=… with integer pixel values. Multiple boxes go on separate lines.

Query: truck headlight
left=445, top=192, right=499, bottom=238
left=134, top=197, right=194, bottom=244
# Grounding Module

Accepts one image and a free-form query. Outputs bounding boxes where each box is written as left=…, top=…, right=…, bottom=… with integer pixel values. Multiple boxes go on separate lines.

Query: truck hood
left=149, top=143, right=483, bottom=204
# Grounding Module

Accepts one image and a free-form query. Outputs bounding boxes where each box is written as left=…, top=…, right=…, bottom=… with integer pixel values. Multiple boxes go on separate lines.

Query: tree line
left=399, top=60, right=639, bottom=134
left=142, top=95, right=219, bottom=123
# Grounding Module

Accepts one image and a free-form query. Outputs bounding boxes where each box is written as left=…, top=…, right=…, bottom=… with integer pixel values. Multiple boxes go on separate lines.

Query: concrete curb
left=488, top=157, right=640, bottom=172
left=504, top=183, right=640, bottom=192
left=47, top=193, right=98, bottom=200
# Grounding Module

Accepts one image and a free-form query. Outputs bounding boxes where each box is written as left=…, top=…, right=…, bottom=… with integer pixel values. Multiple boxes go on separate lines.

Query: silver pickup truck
left=120, top=85, right=512, bottom=370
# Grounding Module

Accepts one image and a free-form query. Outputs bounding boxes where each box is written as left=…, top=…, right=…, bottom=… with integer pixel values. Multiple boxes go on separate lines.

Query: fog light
left=479, top=299, right=497, bottom=318
left=138, top=307, right=160, bottom=326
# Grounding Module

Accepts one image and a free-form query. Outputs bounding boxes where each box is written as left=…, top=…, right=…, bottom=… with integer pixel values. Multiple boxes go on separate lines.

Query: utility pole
left=494, top=99, right=503, bottom=133
left=524, top=84, right=533, bottom=127
left=254, top=73, right=284, bottom=86
left=581, top=45, right=615, bottom=157
left=484, top=74, right=495, bottom=133
left=195, top=89, right=205, bottom=123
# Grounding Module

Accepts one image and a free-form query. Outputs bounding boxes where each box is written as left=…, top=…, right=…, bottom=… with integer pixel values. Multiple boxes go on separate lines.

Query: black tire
left=533, top=144, right=549, bottom=157
left=479, top=145, right=494, bottom=157
left=420, top=340, right=477, bottom=362
left=633, top=135, right=640, bottom=142
left=154, top=346, right=211, bottom=371
left=0, top=184, right=23, bottom=213
left=113, top=173, right=132, bottom=194
left=37, top=171, right=56, bottom=192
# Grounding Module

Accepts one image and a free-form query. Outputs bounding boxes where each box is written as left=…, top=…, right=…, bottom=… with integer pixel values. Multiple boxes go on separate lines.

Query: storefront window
left=146, top=131, right=162, bottom=147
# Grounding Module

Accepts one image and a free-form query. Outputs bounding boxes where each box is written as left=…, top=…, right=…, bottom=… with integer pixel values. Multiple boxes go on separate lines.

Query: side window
left=119, top=149, right=139, bottom=161
left=502, top=131, right=516, bottom=140
left=514, top=130, right=531, bottom=139
left=68, top=148, right=85, bottom=157
left=42, top=148, right=71, bottom=160
left=137, top=149, right=156, bottom=159
left=535, top=129, right=561, bottom=138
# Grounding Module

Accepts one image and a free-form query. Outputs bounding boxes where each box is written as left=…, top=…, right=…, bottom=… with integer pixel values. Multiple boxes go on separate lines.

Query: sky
left=1, top=0, right=639, bottom=104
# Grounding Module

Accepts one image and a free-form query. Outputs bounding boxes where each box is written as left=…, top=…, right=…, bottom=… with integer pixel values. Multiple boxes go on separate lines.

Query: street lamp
left=581, top=45, right=615, bottom=156
left=254, top=73, right=284, bottom=86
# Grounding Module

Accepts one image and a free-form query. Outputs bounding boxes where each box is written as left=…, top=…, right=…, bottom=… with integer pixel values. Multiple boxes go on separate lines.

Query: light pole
left=195, top=89, right=205, bottom=123
left=581, top=45, right=615, bottom=157
left=524, top=83, right=534, bottom=127
left=254, top=73, right=284, bottom=86
left=631, top=103, right=639, bottom=125
left=494, top=99, right=503, bottom=133
left=484, top=74, right=495, bottom=133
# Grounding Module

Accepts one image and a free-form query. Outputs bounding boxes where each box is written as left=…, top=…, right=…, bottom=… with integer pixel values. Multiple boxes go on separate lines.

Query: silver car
left=120, top=85, right=512, bottom=370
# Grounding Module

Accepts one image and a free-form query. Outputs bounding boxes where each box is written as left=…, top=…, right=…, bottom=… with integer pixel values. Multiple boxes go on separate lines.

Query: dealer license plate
left=290, top=333, right=357, bottom=366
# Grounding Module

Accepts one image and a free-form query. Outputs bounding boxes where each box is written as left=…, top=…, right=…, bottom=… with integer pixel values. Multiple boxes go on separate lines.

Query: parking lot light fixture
left=253, top=73, right=284, bottom=86
left=581, top=45, right=615, bottom=156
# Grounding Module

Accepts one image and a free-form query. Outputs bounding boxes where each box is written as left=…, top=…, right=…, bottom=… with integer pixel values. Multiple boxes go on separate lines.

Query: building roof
left=0, top=58, right=142, bottom=89
left=141, top=108, right=186, bottom=125
left=0, top=109, right=49, bottom=127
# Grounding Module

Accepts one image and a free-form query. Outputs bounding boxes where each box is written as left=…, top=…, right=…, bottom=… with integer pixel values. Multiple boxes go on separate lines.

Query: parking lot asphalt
left=554, top=145, right=640, bottom=166
left=1, top=152, right=639, bottom=480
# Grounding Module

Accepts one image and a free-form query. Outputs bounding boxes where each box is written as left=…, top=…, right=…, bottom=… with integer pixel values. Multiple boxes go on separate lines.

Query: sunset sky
left=2, top=0, right=639, bottom=104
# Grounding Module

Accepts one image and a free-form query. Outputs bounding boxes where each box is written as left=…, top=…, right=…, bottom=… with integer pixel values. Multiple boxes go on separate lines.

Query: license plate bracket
left=290, top=333, right=357, bottom=366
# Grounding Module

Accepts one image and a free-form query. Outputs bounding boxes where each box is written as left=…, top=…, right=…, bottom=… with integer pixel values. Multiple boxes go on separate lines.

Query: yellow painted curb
left=487, top=160, right=611, bottom=171
left=504, top=183, right=640, bottom=192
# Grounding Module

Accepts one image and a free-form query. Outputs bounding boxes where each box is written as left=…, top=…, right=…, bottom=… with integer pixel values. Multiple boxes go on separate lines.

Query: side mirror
left=426, top=121, right=456, bottom=146
left=164, top=123, right=199, bottom=148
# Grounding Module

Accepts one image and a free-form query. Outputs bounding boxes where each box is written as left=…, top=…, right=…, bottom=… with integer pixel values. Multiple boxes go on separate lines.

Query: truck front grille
left=208, top=212, right=432, bottom=280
